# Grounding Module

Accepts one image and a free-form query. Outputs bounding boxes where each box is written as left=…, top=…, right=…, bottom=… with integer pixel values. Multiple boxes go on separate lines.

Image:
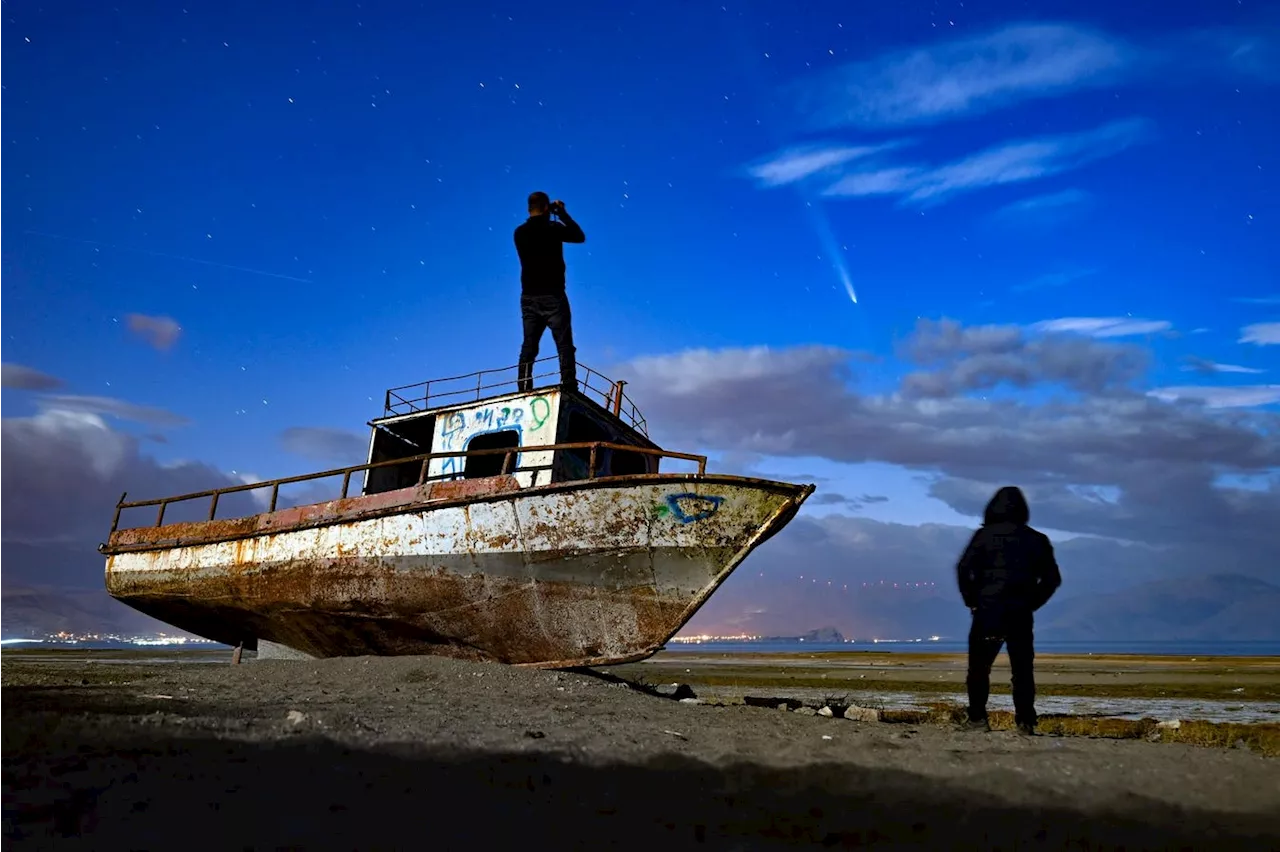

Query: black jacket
left=513, top=212, right=585, bottom=297
left=956, top=486, right=1062, bottom=614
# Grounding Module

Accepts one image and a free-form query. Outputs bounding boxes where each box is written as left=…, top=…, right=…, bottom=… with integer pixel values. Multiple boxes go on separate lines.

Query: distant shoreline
left=5, top=643, right=1280, bottom=669
left=662, top=639, right=1280, bottom=657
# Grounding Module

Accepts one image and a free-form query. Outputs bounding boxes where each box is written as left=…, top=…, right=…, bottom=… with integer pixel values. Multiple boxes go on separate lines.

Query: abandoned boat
left=99, top=358, right=814, bottom=667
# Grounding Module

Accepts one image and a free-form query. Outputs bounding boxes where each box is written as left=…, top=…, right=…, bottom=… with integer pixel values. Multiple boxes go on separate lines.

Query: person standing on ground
left=956, top=485, right=1062, bottom=735
left=514, top=191, right=586, bottom=392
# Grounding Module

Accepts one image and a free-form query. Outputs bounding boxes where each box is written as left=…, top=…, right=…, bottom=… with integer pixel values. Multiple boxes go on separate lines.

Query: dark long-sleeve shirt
left=513, top=212, right=585, bottom=297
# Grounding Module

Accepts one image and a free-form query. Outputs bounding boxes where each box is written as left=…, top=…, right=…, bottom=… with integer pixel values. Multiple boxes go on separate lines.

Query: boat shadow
left=4, top=727, right=1277, bottom=850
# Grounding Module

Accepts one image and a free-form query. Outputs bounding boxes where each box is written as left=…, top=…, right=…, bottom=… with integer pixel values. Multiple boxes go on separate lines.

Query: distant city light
left=3, top=631, right=203, bottom=647
left=671, top=634, right=947, bottom=644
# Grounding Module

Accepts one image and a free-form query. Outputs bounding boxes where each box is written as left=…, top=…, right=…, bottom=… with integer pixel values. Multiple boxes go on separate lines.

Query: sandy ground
left=4, top=652, right=1280, bottom=850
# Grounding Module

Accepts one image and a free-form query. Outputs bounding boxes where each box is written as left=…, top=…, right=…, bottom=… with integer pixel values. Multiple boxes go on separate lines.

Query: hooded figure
left=956, top=485, right=1062, bottom=734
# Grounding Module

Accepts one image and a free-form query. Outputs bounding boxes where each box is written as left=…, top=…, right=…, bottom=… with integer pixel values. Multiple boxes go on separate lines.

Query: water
left=663, top=640, right=1280, bottom=656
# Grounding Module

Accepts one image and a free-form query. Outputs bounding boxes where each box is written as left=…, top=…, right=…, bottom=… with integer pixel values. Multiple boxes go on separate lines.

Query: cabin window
left=365, top=414, right=436, bottom=494
left=464, top=430, right=521, bottom=479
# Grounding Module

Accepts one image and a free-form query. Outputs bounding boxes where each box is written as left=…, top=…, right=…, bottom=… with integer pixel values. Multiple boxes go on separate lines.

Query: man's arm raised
left=553, top=200, right=585, bottom=243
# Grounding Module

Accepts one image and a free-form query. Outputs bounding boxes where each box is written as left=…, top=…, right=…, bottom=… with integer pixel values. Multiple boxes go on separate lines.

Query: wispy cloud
left=1233, top=295, right=1280, bottom=306
left=1181, top=357, right=1265, bottom=375
left=819, top=118, right=1151, bottom=204
left=745, top=143, right=899, bottom=187
left=1148, top=385, right=1280, bottom=408
left=1032, top=316, right=1171, bottom=338
left=796, top=23, right=1130, bottom=129
left=2, top=363, right=65, bottom=391
left=125, top=313, right=182, bottom=351
left=1011, top=267, right=1098, bottom=294
left=1240, top=322, right=1280, bottom=346
left=791, top=21, right=1276, bottom=132
left=35, top=394, right=191, bottom=427
left=993, top=188, right=1093, bottom=221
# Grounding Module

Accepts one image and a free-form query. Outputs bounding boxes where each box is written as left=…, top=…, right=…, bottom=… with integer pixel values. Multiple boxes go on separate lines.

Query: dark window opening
left=464, top=430, right=521, bottom=479
left=365, top=414, right=436, bottom=494
left=564, top=410, right=610, bottom=476
left=610, top=448, right=649, bottom=477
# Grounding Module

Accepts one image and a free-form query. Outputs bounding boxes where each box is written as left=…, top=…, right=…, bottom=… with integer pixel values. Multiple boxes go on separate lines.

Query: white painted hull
left=105, top=475, right=813, bottom=666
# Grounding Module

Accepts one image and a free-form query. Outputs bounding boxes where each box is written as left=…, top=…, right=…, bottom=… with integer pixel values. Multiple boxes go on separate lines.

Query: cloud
left=34, top=394, right=191, bottom=428
left=811, top=492, right=890, bottom=508
left=2, top=363, right=64, bottom=391
left=1240, top=322, right=1280, bottom=346
left=1031, top=316, right=1171, bottom=338
left=682, top=511, right=1275, bottom=640
left=900, top=318, right=1147, bottom=398
left=1181, top=357, right=1265, bottom=375
left=801, top=119, right=1150, bottom=205
left=1, top=408, right=257, bottom=585
left=745, top=143, right=899, bottom=188
left=1148, top=385, right=1280, bottom=409
left=125, top=313, right=182, bottom=351
left=790, top=21, right=1276, bottom=133
left=994, top=188, right=1093, bottom=220
left=795, top=23, right=1130, bottom=129
left=991, top=190, right=1096, bottom=229
left=279, top=426, right=368, bottom=464
left=1233, top=295, right=1280, bottom=306
left=617, top=326, right=1280, bottom=570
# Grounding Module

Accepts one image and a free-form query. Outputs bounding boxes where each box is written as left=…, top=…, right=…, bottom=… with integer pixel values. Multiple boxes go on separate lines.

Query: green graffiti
left=530, top=396, right=551, bottom=431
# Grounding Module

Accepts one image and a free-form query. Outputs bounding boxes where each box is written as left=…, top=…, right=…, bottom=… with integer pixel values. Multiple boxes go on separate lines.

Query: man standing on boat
left=514, top=191, right=586, bottom=393
left=956, top=485, right=1062, bottom=736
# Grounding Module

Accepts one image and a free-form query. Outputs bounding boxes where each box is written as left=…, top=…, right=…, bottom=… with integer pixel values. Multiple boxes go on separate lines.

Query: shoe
left=964, top=717, right=991, bottom=732
left=1016, top=721, right=1038, bottom=736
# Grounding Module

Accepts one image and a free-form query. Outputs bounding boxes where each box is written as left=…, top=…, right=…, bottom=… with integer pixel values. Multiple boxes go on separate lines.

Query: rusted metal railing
left=109, top=441, right=707, bottom=533
left=382, top=359, right=648, bottom=435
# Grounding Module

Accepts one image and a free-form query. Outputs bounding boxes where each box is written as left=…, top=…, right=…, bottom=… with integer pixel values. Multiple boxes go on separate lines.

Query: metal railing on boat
left=382, top=357, right=648, bottom=435
left=108, top=441, right=708, bottom=533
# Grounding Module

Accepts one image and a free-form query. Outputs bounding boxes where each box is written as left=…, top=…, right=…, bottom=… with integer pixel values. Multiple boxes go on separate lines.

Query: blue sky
left=3, top=1, right=1279, bottom=634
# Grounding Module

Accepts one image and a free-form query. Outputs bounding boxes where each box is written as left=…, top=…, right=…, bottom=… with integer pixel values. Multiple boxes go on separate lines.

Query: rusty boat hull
left=103, top=474, right=814, bottom=667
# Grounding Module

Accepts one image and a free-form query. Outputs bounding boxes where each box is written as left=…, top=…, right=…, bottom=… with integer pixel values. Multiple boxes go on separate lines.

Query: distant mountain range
left=761, top=628, right=846, bottom=643
left=687, top=572, right=1280, bottom=643
left=2, top=584, right=178, bottom=639
left=1035, top=573, right=1280, bottom=642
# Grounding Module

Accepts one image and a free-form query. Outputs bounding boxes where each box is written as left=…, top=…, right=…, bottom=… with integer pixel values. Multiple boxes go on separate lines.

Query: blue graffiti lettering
left=665, top=493, right=724, bottom=524
left=440, top=412, right=466, bottom=449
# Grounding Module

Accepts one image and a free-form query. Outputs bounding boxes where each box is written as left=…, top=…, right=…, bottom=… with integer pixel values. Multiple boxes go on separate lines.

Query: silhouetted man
left=956, top=486, right=1062, bottom=735
left=514, top=191, right=585, bottom=392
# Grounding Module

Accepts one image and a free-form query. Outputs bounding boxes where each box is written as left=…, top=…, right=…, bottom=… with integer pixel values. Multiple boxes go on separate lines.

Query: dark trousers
left=966, top=608, right=1037, bottom=726
left=518, top=294, right=576, bottom=392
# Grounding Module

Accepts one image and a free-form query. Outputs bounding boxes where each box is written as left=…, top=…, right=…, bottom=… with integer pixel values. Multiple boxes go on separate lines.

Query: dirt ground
left=621, top=651, right=1280, bottom=696
left=4, top=652, right=1280, bottom=850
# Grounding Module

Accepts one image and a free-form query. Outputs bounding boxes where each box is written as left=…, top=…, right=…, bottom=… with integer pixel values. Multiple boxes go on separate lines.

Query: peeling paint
left=105, top=476, right=813, bottom=667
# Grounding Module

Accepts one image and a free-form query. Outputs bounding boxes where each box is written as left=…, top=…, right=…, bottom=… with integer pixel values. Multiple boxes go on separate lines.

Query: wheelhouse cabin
left=362, top=358, right=662, bottom=495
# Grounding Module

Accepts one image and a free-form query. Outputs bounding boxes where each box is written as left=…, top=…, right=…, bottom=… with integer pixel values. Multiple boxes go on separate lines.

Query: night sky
left=3, top=1, right=1278, bottom=638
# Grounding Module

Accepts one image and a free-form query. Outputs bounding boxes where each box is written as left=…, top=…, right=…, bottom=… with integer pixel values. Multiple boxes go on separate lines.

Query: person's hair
left=528, top=191, right=550, bottom=214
